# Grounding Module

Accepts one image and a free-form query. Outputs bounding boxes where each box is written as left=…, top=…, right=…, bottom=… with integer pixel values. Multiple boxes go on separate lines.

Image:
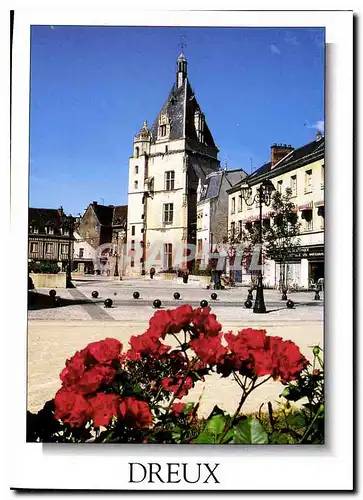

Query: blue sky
left=29, top=26, right=325, bottom=215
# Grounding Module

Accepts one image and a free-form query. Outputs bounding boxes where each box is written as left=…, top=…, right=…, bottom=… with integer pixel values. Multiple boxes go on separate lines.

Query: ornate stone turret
left=133, top=120, right=151, bottom=158
left=176, top=53, right=187, bottom=89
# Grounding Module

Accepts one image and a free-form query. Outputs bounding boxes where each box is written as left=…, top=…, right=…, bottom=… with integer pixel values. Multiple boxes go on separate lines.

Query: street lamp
left=241, top=179, right=275, bottom=313
left=119, top=230, right=126, bottom=280
left=64, top=214, right=75, bottom=288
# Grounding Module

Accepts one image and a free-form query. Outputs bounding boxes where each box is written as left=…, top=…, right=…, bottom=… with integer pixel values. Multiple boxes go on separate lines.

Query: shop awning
left=298, top=202, right=313, bottom=211
left=314, top=200, right=324, bottom=207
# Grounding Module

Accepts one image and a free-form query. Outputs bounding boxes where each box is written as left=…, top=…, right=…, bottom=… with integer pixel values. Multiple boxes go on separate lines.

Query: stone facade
left=227, top=134, right=325, bottom=289
left=196, top=169, right=247, bottom=268
left=126, top=54, right=220, bottom=275
left=28, top=207, right=74, bottom=271
left=76, top=202, right=127, bottom=275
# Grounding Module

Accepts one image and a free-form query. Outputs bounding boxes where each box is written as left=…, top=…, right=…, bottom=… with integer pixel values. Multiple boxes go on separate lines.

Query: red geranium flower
left=192, top=307, right=222, bottom=337
left=119, top=397, right=153, bottom=429
left=162, top=375, right=194, bottom=399
left=148, top=310, right=174, bottom=339
left=170, top=305, right=194, bottom=333
left=87, top=338, right=122, bottom=364
left=171, top=402, right=185, bottom=417
left=190, top=333, right=227, bottom=367
left=269, top=337, right=308, bottom=383
left=129, top=331, right=171, bottom=358
left=88, top=393, right=120, bottom=428
left=54, top=388, right=90, bottom=428
left=74, top=365, right=117, bottom=394
left=60, top=348, right=89, bottom=388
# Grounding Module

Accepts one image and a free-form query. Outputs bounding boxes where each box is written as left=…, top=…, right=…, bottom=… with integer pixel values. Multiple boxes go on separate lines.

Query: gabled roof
left=149, top=78, right=217, bottom=152
left=29, top=207, right=66, bottom=228
left=112, top=205, right=127, bottom=226
left=274, top=137, right=324, bottom=171
left=91, top=204, right=114, bottom=226
left=227, top=137, right=324, bottom=194
left=91, top=203, right=127, bottom=228
left=200, top=169, right=247, bottom=201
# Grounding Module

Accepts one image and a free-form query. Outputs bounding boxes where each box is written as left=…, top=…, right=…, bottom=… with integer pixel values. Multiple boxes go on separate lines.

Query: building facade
left=28, top=207, right=74, bottom=271
left=196, top=168, right=247, bottom=268
left=126, top=54, right=220, bottom=275
left=227, top=134, right=325, bottom=289
left=75, top=202, right=127, bottom=275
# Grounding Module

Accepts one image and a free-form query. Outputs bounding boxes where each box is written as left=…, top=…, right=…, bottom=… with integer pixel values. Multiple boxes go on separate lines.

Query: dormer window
left=158, top=114, right=170, bottom=140
left=45, top=226, right=54, bottom=235
left=29, top=225, right=39, bottom=234
left=62, top=228, right=69, bottom=236
left=194, top=109, right=205, bottom=143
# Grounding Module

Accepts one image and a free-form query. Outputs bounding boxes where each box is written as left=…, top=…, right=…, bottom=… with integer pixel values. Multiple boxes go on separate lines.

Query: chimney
left=92, top=201, right=98, bottom=205
left=57, top=206, right=63, bottom=217
left=270, top=143, right=294, bottom=168
left=316, top=130, right=323, bottom=141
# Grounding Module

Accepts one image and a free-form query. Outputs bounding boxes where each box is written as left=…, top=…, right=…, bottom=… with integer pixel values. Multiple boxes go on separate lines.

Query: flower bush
left=27, top=305, right=323, bottom=444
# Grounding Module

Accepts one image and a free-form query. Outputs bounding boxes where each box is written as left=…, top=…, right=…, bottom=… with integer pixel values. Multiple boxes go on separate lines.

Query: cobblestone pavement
left=27, top=277, right=323, bottom=418
left=28, top=276, right=324, bottom=322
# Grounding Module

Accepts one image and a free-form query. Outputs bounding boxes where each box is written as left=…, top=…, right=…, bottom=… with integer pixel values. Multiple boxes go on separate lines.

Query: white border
left=8, top=6, right=353, bottom=492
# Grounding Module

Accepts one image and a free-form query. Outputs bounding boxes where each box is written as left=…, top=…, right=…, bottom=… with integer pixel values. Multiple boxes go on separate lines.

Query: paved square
left=28, top=277, right=324, bottom=417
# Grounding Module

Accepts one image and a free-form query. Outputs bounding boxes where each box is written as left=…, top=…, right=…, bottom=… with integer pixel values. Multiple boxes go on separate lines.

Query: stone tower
left=126, top=53, right=220, bottom=275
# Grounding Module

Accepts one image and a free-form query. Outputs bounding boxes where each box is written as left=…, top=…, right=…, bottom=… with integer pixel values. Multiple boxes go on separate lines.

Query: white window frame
left=165, top=171, right=175, bottom=191
left=163, top=203, right=174, bottom=225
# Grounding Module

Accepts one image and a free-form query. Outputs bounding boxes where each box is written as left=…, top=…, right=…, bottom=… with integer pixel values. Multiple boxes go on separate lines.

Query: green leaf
left=183, top=402, right=195, bottom=414
left=207, top=405, right=226, bottom=419
left=287, top=412, right=307, bottom=429
left=269, top=431, right=291, bottom=444
left=220, top=429, right=234, bottom=444
left=205, top=415, right=227, bottom=437
left=233, top=417, right=268, bottom=444
left=193, top=430, right=215, bottom=444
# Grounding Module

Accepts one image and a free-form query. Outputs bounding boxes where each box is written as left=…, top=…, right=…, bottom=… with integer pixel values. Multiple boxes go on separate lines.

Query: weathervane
left=179, top=34, right=187, bottom=54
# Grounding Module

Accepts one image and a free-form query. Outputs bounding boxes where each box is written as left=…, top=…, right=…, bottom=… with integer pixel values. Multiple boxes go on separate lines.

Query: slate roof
left=91, top=203, right=127, bottom=228
left=29, top=208, right=66, bottom=229
left=227, top=137, right=325, bottom=194
left=112, top=205, right=127, bottom=226
left=92, top=204, right=114, bottom=226
left=149, top=76, right=217, bottom=152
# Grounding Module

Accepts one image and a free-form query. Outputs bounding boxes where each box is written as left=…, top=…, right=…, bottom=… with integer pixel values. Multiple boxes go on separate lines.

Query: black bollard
left=133, top=291, right=140, bottom=299
left=153, top=299, right=162, bottom=309
left=281, top=287, right=288, bottom=300
left=104, top=298, right=113, bottom=308
left=49, top=289, right=57, bottom=298
left=286, top=299, right=294, bottom=309
left=244, top=299, right=253, bottom=309
left=211, top=293, right=218, bottom=300
left=314, top=290, right=321, bottom=300
left=91, top=291, right=99, bottom=299
left=200, top=300, right=208, bottom=308
left=173, top=292, right=181, bottom=300
left=247, top=289, right=253, bottom=301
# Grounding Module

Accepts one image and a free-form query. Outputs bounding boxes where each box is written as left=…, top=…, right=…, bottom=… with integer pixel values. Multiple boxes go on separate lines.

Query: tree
left=263, top=188, right=301, bottom=289
left=238, top=187, right=301, bottom=289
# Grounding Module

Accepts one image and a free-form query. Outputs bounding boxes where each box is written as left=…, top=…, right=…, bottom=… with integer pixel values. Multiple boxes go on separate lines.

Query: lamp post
left=119, top=230, right=126, bottom=280
left=64, top=214, right=74, bottom=288
left=114, top=232, right=119, bottom=277
left=240, top=179, right=275, bottom=313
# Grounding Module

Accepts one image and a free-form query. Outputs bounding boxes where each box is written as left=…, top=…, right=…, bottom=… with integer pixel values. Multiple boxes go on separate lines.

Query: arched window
left=135, top=147, right=140, bottom=158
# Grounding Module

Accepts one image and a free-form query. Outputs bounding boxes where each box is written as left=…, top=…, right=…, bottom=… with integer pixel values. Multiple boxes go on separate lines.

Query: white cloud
left=305, top=120, right=324, bottom=134
left=269, top=44, right=281, bottom=55
left=284, top=33, right=299, bottom=46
